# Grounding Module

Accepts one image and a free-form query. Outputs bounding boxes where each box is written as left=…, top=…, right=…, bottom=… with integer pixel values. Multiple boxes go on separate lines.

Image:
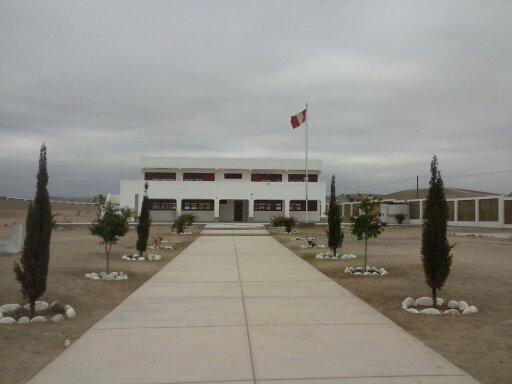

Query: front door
left=234, top=200, right=243, bottom=221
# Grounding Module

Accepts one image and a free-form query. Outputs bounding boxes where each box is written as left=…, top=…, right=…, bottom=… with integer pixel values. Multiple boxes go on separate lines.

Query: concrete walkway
left=28, top=235, right=478, bottom=384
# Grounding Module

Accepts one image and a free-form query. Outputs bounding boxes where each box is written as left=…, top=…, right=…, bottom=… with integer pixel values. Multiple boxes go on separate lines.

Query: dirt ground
left=0, top=224, right=200, bottom=384
left=270, top=225, right=512, bottom=384
left=0, top=199, right=98, bottom=241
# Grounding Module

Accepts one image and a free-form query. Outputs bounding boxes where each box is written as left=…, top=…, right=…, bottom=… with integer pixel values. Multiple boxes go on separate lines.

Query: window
left=148, top=199, right=176, bottom=211
left=182, top=199, right=214, bottom=211
left=219, top=199, right=228, bottom=205
left=254, top=200, right=283, bottom=211
left=251, top=173, right=282, bottom=182
left=289, top=200, right=318, bottom=211
left=144, top=172, right=176, bottom=181
left=224, top=173, right=242, bottom=179
left=183, top=173, right=215, bottom=181
left=288, top=174, right=318, bottom=182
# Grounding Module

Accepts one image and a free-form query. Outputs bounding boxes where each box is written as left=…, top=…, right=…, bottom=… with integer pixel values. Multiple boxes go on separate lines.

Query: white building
left=119, top=157, right=326, bottom=223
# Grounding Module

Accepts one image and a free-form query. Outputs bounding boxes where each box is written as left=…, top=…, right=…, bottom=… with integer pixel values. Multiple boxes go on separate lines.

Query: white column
left=419, top=200, right=423, bottom=222
left=475, top=199, right=480, bottom=225
left=175, top=198, right=182, bottom=217
left=214, top=198, right=220, bottom=222
left=284, top=200, right=290, bottom=218
left=498, top=196, right=505, bottom=226
left=320, top=196, right=327, bottom=219
left=248, top=199, right=254, bottom=222
left=453, top=200, right=459, bottom=223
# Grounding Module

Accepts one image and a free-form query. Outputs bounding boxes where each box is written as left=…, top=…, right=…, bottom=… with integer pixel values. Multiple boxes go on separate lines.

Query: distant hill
left=382, top=188, right=498, bottom=200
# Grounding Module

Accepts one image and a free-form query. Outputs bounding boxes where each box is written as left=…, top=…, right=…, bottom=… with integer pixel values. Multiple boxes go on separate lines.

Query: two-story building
left=118, top=157, right=326, bottom=223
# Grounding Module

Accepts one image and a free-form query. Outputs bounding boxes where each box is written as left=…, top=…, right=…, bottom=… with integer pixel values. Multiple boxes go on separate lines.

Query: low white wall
left=150, top=210, right=176, bottom=223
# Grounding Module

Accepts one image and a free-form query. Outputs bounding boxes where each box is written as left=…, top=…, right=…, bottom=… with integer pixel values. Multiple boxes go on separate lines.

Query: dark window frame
left=288, top=174, right=318, bottom=182
left=148, top=199, right=177, bottom=211
left=224, top=173, right=243, bottom=179
left=254, top=200, right=283, bottom=211
left=182, top=199, right=214, bottom=211
left=289, top=200, right=318, bottom=212
left=251, top=173, right=282, bottom=182
left=183, top=173, right=215, bottom=181
left=144, top=172, right=176, bottom=181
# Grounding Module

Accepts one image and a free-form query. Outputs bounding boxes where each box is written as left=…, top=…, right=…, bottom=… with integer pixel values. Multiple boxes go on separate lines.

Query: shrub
left=350, top=198, right=384, bottom=269
left=181, top=213, right=197, bottom=227
left=394, top=213, right=406, bottom=226
left=90, top=202, right=130, bottom=273
left=283, top=216, right=297, bottom=233
left=271, top=215, right=287, bottom=227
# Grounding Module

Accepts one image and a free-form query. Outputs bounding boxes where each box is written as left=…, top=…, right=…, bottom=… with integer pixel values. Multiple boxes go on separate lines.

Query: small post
left=416, top=174, right=419, bottom=199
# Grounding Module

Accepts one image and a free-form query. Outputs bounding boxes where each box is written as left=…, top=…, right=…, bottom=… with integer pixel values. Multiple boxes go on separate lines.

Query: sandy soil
left=0, top=224, right=199, bottom=384
left=0, top=199, right=98, bottom=241
left=270, top=225, right=512, bottom=384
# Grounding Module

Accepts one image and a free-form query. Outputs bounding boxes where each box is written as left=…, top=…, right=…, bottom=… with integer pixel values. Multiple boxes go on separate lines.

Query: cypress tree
left=421, top=156, right=452, bottom=307
left=14, top=144, right=53, bottom=317
left=136, top=182, right=151, bottom=256
left=327, top=175, right=343, bottom=256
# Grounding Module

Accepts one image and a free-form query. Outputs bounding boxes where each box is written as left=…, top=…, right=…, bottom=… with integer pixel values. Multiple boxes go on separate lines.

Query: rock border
left=344, top=265, right=388, bottom=276
left=316, top=252, right=357, bottom=261
left=402, top=296, right=478, bottom=315
left=0, top=301, right=76, bottom=325
left=85, top=271, right=128, bottom=281
left=122, top=253, right=162, bottom=261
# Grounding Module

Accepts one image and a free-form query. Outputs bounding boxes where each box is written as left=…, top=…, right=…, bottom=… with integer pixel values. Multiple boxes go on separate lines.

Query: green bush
left=394, top=213, right=406, bottom=226
left=181, top=213, right=197, bottom=227
left=271, top=215, right=287, bottom=227
left=283, top=216, right=297, bottom=233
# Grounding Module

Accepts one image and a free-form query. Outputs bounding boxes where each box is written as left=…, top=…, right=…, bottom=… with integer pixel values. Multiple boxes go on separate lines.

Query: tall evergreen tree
left=327, top=175, right=343, bottom=256
left=14, top=144, right=53, bottom=317
left=421, top=156, right=452, bottom=307
left=136, top=182, right=151, bottom=256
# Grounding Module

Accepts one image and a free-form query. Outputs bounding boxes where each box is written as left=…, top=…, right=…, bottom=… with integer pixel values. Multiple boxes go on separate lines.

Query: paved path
left=28, top=236, right=478, bottom=384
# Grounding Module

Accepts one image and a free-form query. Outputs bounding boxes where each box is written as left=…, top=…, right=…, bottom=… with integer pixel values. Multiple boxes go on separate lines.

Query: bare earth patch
left=0, top=225, right=199, bottom=384
left=270, top=225, right=512, bottom=384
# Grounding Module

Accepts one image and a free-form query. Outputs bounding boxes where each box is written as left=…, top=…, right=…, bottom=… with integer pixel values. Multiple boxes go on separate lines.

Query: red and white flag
left=290, top=109, right=307, bottom=129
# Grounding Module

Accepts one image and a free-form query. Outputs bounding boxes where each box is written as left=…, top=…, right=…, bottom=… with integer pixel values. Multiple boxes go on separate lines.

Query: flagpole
left=305, top=102, right=309, bottom=224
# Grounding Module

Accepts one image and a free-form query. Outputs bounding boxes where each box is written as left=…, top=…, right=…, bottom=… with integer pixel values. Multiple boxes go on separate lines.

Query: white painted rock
left=448, top=300, right=459, bottom=309
left=371, top=272, right=379, bottom=275
left=153, top=254, right=162, bottom=261
left=406, top=308, right=420, bottom=314
left=137, top=257, right=145, bottom=261
left=122, top=255, right=131, bottom=260
left=64, top=305, right=76, bottom=319
left=402, top=297, right=416, bottom=309
left=102, top=274, right=115, bottom=281
left=419, top=308, right=442, bottom=315
left=24, top=301, right=49, bottom=313
left=462, top=306, right=478, bottom=315
left=443, top=309, right=460, bottom=315
left=0, top=303, right=21, bottom=314
left=0, top=317, right=16, bottom=324
left=416, top=297, right=443, bottom=306
left=133, top=253, right=139, bottom=258
left=51, top=314, right=64, bottom=322
left=64, top=339, right=71, bottom=348
left=458, top=301, right=469, bottom=311
left=353, top=272, right=362, bottom=275
left=30, top=316, right=47, bottom=323
left=18, top=316, right=30, bottom=324
left=363, top=271, right=370, bottom=276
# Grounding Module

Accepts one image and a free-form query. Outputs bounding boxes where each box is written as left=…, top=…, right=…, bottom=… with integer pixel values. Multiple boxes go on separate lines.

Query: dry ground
left=270, top=225, right=512, bottom=384
left=0, top=199, right=98, bottom=241
left=0, top=224, right=199, bottom=384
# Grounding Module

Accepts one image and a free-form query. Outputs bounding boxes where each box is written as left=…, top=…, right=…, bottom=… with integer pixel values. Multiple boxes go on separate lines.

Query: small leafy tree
left=421, top=156, right=452, bottom=307
left=327, top=175, right=343, bottom=256
left=90, top=202, right=130, bottom=273
left=91, top=194, right=106, bottom=205
left=350, top=198, right=384, bottom=269
left=14, top=144, right=53, bottom=317
left=394, top=213, right=406, bottom=226
left=136, top=183, right=151, bottom=256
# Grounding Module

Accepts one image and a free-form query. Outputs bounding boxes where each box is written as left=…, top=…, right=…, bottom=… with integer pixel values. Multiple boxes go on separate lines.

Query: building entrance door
left=234, top=200, right=243, bottom=221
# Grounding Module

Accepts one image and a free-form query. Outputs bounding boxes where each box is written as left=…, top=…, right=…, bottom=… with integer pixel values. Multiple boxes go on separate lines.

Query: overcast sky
left=1, top=1, right=511, bottom=198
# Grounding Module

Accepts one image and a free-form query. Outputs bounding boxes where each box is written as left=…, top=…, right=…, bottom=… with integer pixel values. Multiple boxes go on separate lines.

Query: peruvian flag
left=290, top=109, right=307, bottom=129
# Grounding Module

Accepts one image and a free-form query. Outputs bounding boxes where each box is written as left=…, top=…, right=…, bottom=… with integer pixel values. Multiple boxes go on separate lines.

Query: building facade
left=119, top=157, right=326, bottom=223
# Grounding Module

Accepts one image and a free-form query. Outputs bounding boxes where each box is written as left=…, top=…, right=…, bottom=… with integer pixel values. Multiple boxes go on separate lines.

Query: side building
left=119, top=157, right=326, bottom=223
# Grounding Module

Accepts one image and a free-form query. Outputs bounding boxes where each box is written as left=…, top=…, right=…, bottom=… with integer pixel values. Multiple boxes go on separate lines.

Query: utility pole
left=416, top=175, right=419, bottom=199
